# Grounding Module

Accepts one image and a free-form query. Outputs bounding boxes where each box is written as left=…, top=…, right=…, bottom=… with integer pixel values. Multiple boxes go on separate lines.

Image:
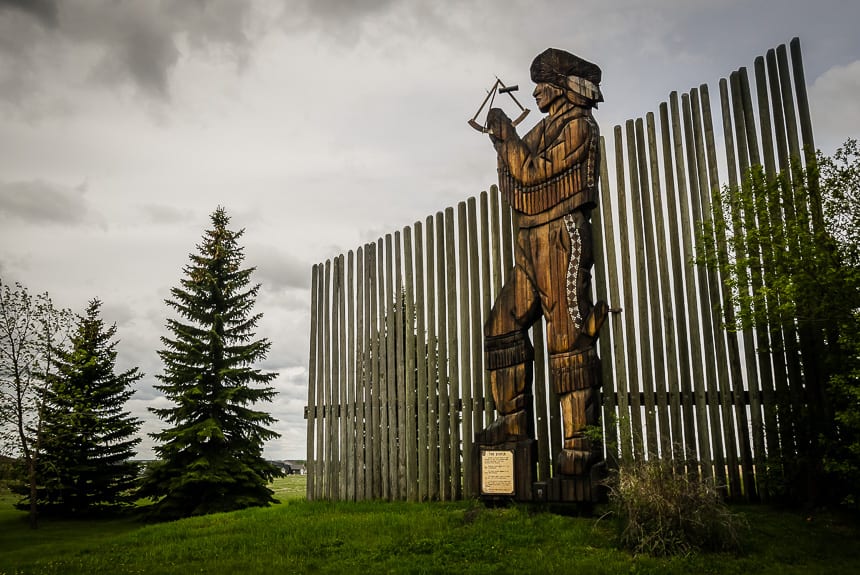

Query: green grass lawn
left=1, top=477, right=858, bottom=574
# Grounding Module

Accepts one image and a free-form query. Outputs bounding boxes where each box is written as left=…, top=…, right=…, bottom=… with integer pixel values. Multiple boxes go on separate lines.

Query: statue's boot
left=556, top=437, right=600, bottom=476
left=555, top=384, right=600, bottom=476
left=483, top=363, right=530, bottom=444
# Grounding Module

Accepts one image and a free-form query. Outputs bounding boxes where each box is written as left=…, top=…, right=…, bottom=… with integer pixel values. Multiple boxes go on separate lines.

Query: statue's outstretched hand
left=487, top=108, right=514, bottom=143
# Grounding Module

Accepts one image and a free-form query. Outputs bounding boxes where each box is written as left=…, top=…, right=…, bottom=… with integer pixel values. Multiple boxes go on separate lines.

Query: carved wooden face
left=532, top=82, right=564, bottom=113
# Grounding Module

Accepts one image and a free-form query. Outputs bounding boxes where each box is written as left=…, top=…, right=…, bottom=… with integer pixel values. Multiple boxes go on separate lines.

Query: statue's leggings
left=484, top=209, right=601, bottom=474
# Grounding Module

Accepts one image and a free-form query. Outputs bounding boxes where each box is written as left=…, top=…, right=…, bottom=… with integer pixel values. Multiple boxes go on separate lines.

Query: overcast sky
left=1, top=0, right=858, bottom=460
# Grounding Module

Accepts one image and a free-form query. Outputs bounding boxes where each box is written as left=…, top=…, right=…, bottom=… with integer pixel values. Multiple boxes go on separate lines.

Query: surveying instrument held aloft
left=467, top=77, right=530, bottom=134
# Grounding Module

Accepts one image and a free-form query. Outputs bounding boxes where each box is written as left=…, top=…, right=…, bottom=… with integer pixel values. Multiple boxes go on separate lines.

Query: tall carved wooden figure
left=479, top=48, right=609, bottom=502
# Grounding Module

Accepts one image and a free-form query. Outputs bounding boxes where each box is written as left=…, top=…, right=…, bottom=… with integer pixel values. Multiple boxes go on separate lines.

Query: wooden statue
left=478, top=48, right=609, bottom=497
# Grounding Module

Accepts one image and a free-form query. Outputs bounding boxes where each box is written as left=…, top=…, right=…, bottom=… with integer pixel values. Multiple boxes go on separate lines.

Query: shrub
left=0, top=456, right=22, bottom=492
left=607, top=458, right=747, bottom=556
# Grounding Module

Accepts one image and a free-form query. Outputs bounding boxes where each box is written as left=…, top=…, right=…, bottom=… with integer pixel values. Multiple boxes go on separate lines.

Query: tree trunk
left=28, top=455, right=38, bottom=530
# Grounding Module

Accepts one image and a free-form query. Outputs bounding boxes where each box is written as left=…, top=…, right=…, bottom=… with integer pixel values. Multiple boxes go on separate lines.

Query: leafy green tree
left=139, top=206, right=281, bottom=518
left=820, top=139, right=860, bottom=268
left=35, top=299, right=142, bottom=516
left=816, top=139, right=860, bottom=508
left=703, top=139, right=860, bottom=508
left=0, top=278, right=72, bottom=528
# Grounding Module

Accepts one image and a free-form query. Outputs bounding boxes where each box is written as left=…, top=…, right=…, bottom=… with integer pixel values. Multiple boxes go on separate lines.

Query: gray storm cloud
left=251, top=245, right=313, bottom=292
left=0, top=0, right=57, bottom=27
left=0, top=0, right=256, bottom=103
left=0, top=179, right=93, bottom=225
left=139, top=204, right=195, bottom=226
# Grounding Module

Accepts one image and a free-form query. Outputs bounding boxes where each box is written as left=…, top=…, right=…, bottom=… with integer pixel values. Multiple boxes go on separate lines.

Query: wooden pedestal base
left=471, top=437, right=536, bottom=502
left=533, top=462, right=607, bottom=504
left=471, top=430, right=606, bottom=505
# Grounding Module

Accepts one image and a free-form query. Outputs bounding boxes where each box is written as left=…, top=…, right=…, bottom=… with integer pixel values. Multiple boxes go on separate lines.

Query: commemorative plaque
left=480, top=448, right=515, bottom=495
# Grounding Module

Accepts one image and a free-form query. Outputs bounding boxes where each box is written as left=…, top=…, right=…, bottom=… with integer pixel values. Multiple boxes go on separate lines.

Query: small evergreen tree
left=139, top=206, right=281, bottom=518
left=36, top=299, right=142, bottom=516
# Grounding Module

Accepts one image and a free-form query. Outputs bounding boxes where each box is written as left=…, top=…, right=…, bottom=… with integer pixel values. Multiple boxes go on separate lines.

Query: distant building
left=272, top=460, right=306, bottom=475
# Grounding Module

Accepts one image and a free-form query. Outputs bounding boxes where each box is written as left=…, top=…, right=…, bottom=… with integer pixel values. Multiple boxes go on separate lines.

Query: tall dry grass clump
left=607, top=458, right=747, bottom=556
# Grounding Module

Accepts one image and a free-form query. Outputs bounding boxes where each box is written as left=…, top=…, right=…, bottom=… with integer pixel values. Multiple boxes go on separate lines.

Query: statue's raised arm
left=489, top=48, right=604, bottom=227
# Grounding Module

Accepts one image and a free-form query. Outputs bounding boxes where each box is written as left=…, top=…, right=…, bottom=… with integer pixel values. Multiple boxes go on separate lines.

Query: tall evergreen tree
left=140, top=206, right=281, bottom=518
left=37, top=299, right=142, bottom=516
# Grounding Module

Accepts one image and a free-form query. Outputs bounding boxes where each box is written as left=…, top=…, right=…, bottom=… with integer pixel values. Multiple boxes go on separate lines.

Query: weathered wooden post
left=470, top=48, right=609, bottom=503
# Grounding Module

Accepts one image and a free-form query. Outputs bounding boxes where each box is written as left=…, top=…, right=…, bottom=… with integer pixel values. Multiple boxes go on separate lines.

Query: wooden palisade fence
left=306, top=38, right=820, bottom=502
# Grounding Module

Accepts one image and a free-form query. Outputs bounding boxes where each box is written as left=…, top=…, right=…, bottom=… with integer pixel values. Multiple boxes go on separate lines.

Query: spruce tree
left=140, top=206, right=281, bottom=518
left=37, top=299, right=142, bottom=516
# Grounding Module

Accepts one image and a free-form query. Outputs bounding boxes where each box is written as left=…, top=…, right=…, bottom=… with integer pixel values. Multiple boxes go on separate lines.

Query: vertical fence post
left=321, top=260, right=334, bottom=499
left=753, top=59, right=782, bottom=498
left=689, top=88, right=727, bottom=489
left=336, top=255, right=347, bottom=500
left=479, top=192, right=493, bottom=426
left=670, top=93, right=700, bottom=470
left=621, top=121, right=645, bottom=459
left=436, top=211, right=452, bottom=500
left=445, top=207, right=462, bottom=499
left=641, top=114, right=672, bottom=461
left=468, top=198, right=484, bottom=451
left=369, top=242, right=383, bottom=499
left=700, top=84, right=751, bottom=499
left=404, top=227, right=418, bottom=502
left=306, top=264, right=319, bottom=500
left=384, top=234, right=398, bottom=500
left=680, top=93, right=714, bottom=480
left=597, top=137, right=622, bottom=469
left=355, top=248, right=366, bottom=500
left=394, top=232, right=406, bottom=499
left=415, top=221, right=429, bottom=502
left=614, top=125, right=634, bottom=464
left=375, top=239, right=389, bottom=499
left=346, top=252, right=356, bottom=501
left=657, top=103, right=685, bottom=469
left=425, top=215, right=440, bottom=500
left=633, top=118, right=660, bottom=459
left=456, top=202, right=473, bottom=498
